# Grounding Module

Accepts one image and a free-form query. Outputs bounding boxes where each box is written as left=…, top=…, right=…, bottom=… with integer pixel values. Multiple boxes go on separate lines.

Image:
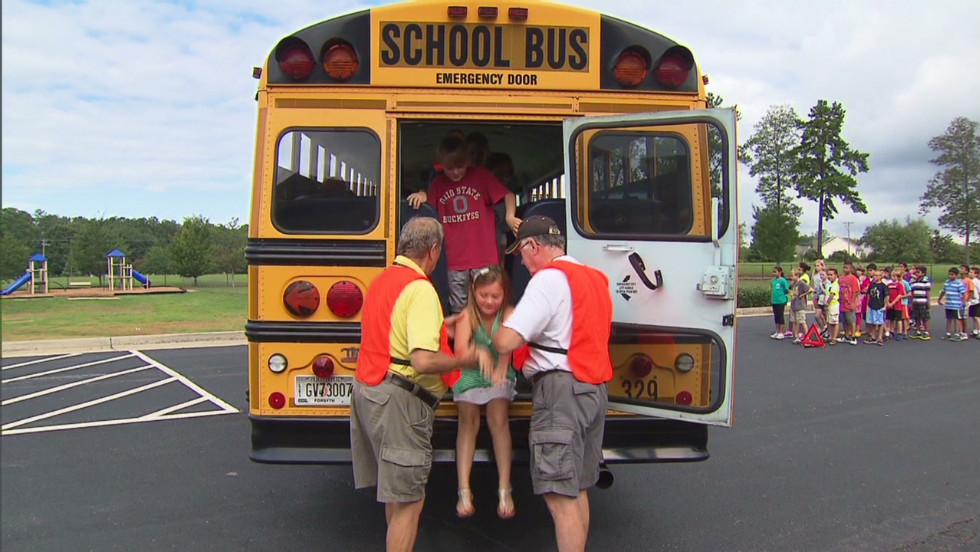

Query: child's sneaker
left=783, top=331, right=794, bottom=337
left=863, top=337, right=877, bottom=344
left=920, top=333, right=931, bottom=340
left=775, top=332, right=785, bottom=340
left=792, top=337, right=802, bottom=344
left=942, top=333, right=952, bottom=340
left=769, top=332, right=779, bottom=339
left=849, top=338, right=858, bottom=345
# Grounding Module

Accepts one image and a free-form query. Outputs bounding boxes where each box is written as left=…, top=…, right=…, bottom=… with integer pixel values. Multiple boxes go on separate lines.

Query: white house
left=798, top=236, right=866, bottom=258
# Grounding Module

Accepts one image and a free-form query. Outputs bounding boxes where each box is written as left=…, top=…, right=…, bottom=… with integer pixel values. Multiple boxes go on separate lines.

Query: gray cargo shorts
left=528, top=370, right=608, bottom=497
left=447, top=267, right=492, bottom=313
left=350, top=378, right=434, bottom=503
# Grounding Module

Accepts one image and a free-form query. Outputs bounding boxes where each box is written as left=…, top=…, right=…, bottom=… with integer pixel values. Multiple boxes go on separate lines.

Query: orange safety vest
left=530, top=260, right=613, bottom=384
left=357, top=263, right=459, bottom=387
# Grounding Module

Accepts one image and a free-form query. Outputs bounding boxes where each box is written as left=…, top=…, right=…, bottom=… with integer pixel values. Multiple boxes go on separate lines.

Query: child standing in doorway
left=452, top=267, right=518, bottom=520
left=415, top=136, right=521, bottom=313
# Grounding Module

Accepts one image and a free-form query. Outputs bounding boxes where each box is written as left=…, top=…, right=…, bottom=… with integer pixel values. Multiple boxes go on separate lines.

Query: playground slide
left=132, top=269, right=151, bottom=287
left=2, top=272, right=32, bottom=296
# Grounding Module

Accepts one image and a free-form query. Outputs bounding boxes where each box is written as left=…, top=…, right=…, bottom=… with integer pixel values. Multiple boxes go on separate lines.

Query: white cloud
left=2, top=0, right=978, bottom=240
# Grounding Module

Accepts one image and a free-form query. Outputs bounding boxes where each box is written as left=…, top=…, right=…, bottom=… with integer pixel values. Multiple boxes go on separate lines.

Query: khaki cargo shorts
left=528, top=370, right=608, bottom=498
left=350, top=379, right=434, bottom=503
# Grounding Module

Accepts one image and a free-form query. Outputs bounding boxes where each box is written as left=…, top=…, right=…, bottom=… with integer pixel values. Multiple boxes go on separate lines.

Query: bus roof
left=261, top=0, right=702, bottom=94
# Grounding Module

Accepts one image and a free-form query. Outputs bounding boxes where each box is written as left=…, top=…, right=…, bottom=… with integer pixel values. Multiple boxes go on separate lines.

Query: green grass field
left=1, top=287, right=247, bottom=342
left=0, top=273, right=248, bottom=290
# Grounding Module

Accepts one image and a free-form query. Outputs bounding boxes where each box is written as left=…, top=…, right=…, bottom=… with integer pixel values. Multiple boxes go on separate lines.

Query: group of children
left=771, top=260, right=980, bottom=346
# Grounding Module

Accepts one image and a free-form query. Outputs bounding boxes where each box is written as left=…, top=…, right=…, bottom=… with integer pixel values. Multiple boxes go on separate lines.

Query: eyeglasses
left=512, top=238, right=534, bottom=255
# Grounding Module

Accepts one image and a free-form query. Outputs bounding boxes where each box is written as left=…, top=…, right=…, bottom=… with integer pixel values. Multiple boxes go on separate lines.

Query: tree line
left=0, top=211, right=247, bottom=285
left=737, top=103, right=979, bottom=264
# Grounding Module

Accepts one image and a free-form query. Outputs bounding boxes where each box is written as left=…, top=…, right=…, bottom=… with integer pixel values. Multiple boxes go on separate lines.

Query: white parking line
left=140, top=397, right=208, bottom=419
left=2, top=378, right=177, bottom=431
left=0, top=350, right=239, bottom=436
left=0, top=410, right=234, bottom=436
left=1, top=366, right=153, bottom=406
left=2, top=353, right=82, bottom=371
left=132, top=350, right=237, bottom=413
left=1, top=353, right=136, bottom=384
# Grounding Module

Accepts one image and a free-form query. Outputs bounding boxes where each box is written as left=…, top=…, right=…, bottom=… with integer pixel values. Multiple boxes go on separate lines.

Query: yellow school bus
left=246, top=0, right=738, bottom=467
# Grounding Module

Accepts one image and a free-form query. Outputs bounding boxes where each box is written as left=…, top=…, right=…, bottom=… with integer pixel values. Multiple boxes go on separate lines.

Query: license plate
left=294, top=375, right=354, bottom=406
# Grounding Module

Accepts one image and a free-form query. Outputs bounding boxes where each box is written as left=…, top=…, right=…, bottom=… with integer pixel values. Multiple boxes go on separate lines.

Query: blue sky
left=3, top=0, right=979, bottom=241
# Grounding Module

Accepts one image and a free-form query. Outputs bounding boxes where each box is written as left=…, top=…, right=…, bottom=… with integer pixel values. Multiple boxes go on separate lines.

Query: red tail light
left=654, top=46, right=694, bottom=88
left=448, top=6, right=467, bottom=18
left=612, top=47, right=650, bottom=88
left=269, top=392, right=286, bottom=409
left=277, top=41, right=315, bottom=80
left=283, top=280, right=320, bottom=317
left=323, top=42, right=359, bottom=81
left=630, top=355, right=653, bottom=378
left=508, top=7, right=529, bottom=21
left=676, top=391, right=693, bottom=406
left=312, top=355, right=335, bottom=378
left=478, top=6, right=498, bottom=19
left=327, top=281, right=363, bottom=317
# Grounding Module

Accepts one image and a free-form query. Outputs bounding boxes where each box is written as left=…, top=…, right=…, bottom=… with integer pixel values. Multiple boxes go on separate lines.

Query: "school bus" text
left=380, top=22, right=588, bottom=71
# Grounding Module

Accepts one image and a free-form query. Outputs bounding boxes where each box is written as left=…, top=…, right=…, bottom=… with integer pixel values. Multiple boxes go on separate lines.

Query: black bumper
left=250, top=414, right=708, bottom=465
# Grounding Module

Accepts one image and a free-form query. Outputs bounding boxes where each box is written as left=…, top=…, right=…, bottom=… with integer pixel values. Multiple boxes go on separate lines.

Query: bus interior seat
left=400, top=200, right=451, bottom=315
left=508, top=198, right=566, bottom=302
left=274, top=196, right=378, bottom=233
left=590, top=172, right=693, bottom=234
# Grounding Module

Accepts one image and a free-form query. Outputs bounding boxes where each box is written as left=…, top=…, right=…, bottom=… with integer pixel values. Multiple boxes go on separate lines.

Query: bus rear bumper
left=249, top=414, right=708, bottom=465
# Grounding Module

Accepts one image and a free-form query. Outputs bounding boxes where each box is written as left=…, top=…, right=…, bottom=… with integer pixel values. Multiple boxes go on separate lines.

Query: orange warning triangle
left=801, top=323, right=826, bottom=348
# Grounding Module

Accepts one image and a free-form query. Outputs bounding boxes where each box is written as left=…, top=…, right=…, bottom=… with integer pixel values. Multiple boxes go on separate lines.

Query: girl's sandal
left=456, top=488, right=475, bottom=518
left=497, top=488, right=515, bottom=520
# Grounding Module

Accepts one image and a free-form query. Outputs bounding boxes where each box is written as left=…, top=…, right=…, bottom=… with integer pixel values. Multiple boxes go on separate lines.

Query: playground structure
left=106, top=249, right=151, bottom=291
left=3, top=249, right=157, bottom=297
left=1, top=254, right=49, bottom=296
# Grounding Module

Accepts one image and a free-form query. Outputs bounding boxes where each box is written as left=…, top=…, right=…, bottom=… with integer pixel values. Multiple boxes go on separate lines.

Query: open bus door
left=563, top=108, right=737, bottom=427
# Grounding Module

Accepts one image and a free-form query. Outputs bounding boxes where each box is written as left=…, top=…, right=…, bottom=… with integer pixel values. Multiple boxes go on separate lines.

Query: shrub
left=737, top=286, right=771, bottom=308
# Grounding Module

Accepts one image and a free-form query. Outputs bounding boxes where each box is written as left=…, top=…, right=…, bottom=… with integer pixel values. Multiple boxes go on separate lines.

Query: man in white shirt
left=493, top=215, right=613, bottom=552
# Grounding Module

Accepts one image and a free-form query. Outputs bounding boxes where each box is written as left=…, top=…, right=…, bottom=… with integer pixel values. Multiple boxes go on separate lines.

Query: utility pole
left=41, top=238, right=49, bottom=257
left=842, top=221, right=853, bottom=257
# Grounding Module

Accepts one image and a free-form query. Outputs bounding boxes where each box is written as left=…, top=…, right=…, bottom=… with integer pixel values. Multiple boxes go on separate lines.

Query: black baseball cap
left=504, top=215, right=561, bottom=254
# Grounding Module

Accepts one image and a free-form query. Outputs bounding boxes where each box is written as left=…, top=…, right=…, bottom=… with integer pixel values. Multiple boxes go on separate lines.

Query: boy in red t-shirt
left=839, top=262, right=861, bottom=344
left=419, top=136, right=520, bottom=313
left=885, top=267, right=909, bottom=340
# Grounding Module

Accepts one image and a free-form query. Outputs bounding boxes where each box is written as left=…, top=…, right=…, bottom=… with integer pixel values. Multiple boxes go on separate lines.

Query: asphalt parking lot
left=2, top=312, right=978, bottom=551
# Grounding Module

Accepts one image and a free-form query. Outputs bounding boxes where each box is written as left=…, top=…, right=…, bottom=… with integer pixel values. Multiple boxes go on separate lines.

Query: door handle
left=603, top=243, right=635, bottom=252
left=628, top=252, right=663, bottom=290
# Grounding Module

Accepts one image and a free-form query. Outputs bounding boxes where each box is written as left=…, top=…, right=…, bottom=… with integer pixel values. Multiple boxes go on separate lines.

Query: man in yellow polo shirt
left=351, top=216, right=481, bottom=552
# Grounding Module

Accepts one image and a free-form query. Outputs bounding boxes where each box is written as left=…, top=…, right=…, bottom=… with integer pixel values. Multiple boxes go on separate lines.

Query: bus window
left=273, top=129, right=381, bottom=234
left=585, top=132, right=693, bottom=236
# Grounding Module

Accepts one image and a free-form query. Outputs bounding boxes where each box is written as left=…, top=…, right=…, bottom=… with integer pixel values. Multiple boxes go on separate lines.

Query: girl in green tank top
left=451, top=266, right=517, bottom=520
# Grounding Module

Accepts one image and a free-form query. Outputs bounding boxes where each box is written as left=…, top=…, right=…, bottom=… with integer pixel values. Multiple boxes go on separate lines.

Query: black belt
left=385, top=372, right=439, bottom=410
left=531, top=370, right=567, bottom=385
